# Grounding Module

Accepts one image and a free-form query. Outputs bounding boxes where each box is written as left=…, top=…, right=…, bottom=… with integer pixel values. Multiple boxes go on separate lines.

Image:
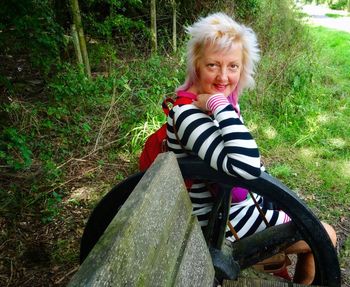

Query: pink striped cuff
left=283, top=213, right=291, bottom=223
left=206, top=94, right=229, bottom=112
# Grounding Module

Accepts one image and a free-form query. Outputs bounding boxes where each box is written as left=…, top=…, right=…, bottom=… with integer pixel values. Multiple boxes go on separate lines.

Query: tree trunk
left=70, top=0, right=91, bottom=78
left=71, top=24, right=83, bottom=66
left=172, top=0, right=177, bottom=53
left=348, top=0, right=350, bottom=12
left=150, top=0, right=157, bottom=54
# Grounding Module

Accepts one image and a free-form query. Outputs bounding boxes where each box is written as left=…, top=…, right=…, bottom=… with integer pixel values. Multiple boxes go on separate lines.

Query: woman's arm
left=167, top=96, right=261, bottom=180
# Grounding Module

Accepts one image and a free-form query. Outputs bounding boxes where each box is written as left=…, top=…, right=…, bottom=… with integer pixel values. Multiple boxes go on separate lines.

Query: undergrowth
left=0, top=54, right=185, bottom=223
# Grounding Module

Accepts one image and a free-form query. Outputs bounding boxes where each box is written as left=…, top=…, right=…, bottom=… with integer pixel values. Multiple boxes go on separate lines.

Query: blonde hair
left=178, top=12, right=260, bottom=98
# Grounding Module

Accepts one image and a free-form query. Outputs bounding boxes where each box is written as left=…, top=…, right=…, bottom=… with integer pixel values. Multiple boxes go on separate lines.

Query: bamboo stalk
left=70, top=0, right=91, bottom=78
left=150, top=0, right=157, bottom=54
left=172, top=0, right=177, bottom=53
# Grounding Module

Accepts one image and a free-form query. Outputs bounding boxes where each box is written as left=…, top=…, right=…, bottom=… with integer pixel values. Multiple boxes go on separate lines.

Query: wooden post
left=172, top=0, right=177, bottom=53
left=70, top=0, right=91, bottom=78
left=150, top=0, right=157, bottom=54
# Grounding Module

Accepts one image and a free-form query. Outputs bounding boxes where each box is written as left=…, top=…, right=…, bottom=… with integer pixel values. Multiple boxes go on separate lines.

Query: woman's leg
left=285, top=222, right=337, bottom=285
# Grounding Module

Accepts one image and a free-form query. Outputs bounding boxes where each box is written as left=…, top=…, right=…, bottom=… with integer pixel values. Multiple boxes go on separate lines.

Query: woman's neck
left=186, top=85, right=198, bottom=95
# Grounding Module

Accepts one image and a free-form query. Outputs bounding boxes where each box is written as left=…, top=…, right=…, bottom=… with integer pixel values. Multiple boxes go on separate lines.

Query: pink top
left=176, top=90, right=240, bottom=117
left=176, top=90, right=197, bottom=100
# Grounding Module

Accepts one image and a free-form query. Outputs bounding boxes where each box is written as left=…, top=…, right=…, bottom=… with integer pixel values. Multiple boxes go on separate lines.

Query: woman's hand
left=193, top=93, right=214, bottom=111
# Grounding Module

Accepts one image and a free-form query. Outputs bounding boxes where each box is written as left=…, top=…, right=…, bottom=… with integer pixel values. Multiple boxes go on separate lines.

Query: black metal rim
left=177, top=157, right=341, bottom=286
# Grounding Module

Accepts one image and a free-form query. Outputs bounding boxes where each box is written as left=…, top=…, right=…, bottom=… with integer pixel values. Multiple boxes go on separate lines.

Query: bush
left=0, top=0, right=65, bottom=74
left=244, top=0, right=313, bottom=109
left=329, top=0, right=348, bottom=10
left=0, top=127, right=32, bottom=170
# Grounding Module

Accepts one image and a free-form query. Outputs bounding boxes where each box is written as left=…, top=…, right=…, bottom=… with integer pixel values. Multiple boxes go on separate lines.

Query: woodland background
left=1, top=0, right=349, bottom=286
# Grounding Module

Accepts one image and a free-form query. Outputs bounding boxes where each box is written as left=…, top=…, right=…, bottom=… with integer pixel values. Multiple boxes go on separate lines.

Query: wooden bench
left=68, top=152, right=215, bottom=286
left=69, top=152, right=340, bottom=287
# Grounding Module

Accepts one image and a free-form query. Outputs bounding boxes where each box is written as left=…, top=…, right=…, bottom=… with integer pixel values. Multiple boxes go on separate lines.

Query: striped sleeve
left=167, top=103, right=261, bottom=180
left=206, top=93, right=229, bottom=111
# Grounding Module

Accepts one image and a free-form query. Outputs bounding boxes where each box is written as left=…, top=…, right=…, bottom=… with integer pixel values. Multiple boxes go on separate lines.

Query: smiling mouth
left=214, top=84, right=226, bottom=92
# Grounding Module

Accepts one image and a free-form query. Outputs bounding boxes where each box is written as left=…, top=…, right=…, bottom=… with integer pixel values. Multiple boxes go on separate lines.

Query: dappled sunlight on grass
left=316, top=113, right=332, bottom=124
left=328, top=137, right=347, bottom=149
left=342, top=161, right=350, bottom=178
left=299, top=147, right=317, bottom=159
left=65, top=185, right=109, bottom=206
left=263, top=126, right=277, bottom=140
left=247, top=122, right=258, bottom=133
left=263, top=144, right=349, bottom=215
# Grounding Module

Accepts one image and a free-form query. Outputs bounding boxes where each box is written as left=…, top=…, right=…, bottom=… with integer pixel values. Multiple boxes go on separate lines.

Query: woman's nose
left=217, top=68, right=228, bottom=81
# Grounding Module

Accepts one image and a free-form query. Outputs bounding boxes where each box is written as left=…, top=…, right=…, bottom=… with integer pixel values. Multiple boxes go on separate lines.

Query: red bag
left=139, top=97, right=193, bottom=171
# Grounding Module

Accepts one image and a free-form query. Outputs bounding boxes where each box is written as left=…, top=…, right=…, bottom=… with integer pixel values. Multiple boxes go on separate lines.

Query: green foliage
left=340, top=236, right=350, bottom=269
left=1, top=63, right=121, bottom=222
left=51, top=238, right=78, bottom=263
left=268, top=163, right=293, bottom=179
left=329, top=0, right=348, bottom=10
left=244, top=24, right=350, bottom=218
left=0, top=127, right=32, bottom=170
left=242, top=0, right=314, bottom=141
left=233, top=0, right=262, bottom=22
left=325, top=13, right=344, bottom=17
left=0, top=0, right=64, bottom=74
left=114, top=54, right=185, bottom=152
left=82, top=0, right=149, bottom=54
left=49, top=64, right=103, bottom=102
left=41, top=191, right=63, bottom=223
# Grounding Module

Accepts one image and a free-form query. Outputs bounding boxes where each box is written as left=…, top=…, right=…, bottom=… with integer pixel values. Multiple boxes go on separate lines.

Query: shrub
left=0, top=127, right=32, bottom=170
left=329, top=0, right=348, bottom=10
left=0, top=0, right=65, bottom=74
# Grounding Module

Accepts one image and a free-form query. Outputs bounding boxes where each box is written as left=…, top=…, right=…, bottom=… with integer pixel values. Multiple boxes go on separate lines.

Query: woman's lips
left=214, top=84, right=226, bottom=92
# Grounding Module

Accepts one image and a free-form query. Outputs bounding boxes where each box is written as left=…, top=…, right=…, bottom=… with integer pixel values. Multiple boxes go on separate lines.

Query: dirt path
left=299, top=3, right=350, bottom=33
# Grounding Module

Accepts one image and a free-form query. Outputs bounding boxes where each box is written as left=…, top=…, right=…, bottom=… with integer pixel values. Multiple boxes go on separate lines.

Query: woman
left=166, top=12, right=336, bottom=284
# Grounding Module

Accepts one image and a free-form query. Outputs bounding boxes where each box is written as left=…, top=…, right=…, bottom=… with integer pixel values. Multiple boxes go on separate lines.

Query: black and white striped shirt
left=167, top=99, right=290, bottom=240
left=167, top=102, right=261, bottom=179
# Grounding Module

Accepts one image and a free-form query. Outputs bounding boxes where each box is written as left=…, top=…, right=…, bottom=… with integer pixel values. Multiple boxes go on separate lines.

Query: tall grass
left=243, top=25, right=350, bottom=219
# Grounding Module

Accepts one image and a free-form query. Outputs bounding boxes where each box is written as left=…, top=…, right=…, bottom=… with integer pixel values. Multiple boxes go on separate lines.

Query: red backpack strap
left=162, top=97, right=193, bottom=116
left=174, top=97, right=193, bottom=106
left=162, top=98, right=175, bottom=116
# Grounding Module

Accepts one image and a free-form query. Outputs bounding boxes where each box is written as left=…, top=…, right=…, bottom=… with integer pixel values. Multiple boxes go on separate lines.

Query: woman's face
left=195, top=43, right=243, bottom=97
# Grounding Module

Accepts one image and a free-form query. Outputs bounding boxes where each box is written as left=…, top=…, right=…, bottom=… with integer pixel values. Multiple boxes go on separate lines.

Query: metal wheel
left=177, top=157, right=340, bottom=286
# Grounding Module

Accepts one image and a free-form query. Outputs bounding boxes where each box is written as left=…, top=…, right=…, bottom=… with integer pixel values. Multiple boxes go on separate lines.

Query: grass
left=241, top=26, right=350, bottom=218
left=244, top=25, right=350, bottom=275
left=325, top=13, right=345, bottom=18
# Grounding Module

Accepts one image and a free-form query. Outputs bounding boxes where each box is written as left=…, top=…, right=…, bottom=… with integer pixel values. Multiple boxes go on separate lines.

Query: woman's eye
left=230, top=64, right=239, bottom=71
left=207, top=63, right=216, bottom=68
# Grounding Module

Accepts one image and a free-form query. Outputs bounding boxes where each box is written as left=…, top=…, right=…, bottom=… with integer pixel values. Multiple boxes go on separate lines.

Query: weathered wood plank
left=223, top=278, right=314, bottom=287
left=174, top=216, right=215, bottom=287
left=68, top=152, right=214, bottom=287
